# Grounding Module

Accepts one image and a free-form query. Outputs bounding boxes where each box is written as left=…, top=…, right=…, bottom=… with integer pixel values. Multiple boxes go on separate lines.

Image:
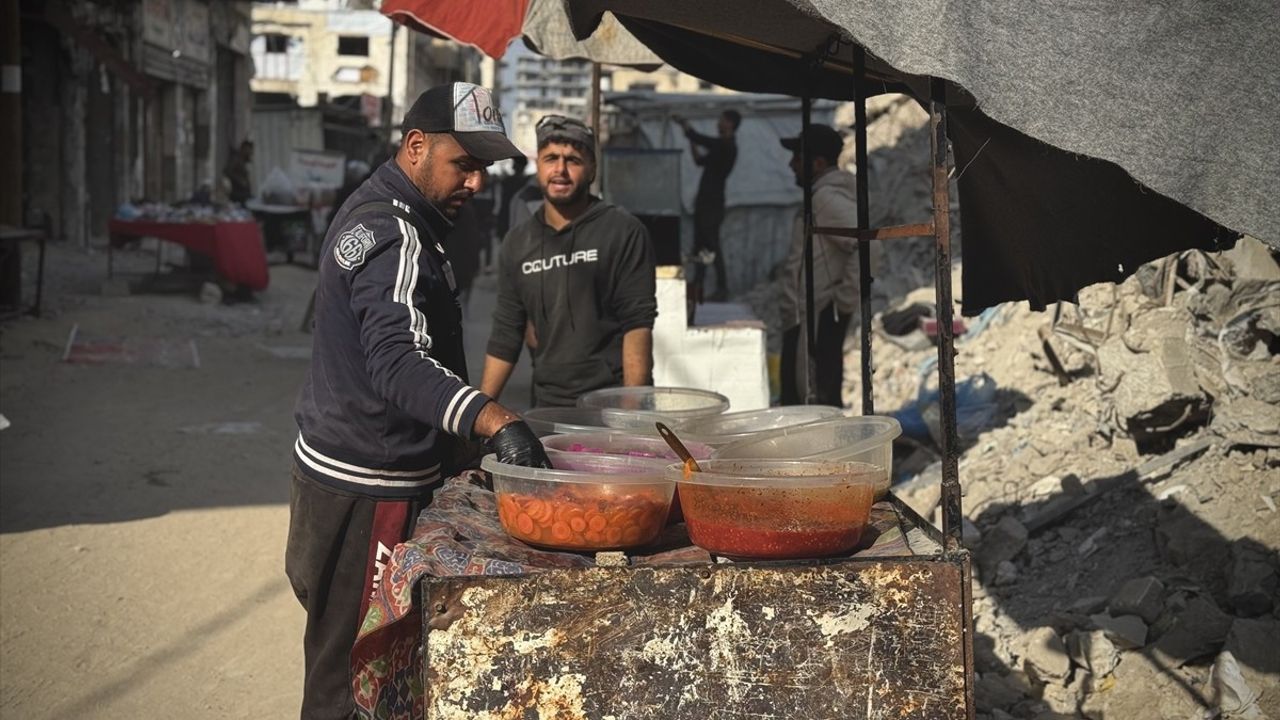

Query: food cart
left=356, top=0, right=1257, bottom=715
left=352, top=18, right=973, bottom=720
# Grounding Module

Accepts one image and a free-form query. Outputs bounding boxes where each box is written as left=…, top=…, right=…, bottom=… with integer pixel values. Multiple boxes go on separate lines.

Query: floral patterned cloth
left=351, top=471, right=914, bottom=719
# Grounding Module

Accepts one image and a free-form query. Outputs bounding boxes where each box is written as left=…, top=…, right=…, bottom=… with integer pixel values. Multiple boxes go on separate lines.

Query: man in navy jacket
left=289, top=82, right=549, bottom=719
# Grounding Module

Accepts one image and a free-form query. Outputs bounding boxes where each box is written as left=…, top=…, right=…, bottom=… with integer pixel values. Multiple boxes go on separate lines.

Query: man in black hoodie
left=482, top=115, right=657, bottom=407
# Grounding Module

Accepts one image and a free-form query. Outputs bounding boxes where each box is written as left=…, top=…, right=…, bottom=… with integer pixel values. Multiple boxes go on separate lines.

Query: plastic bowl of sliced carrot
left=481, top=453, right=675, bottom=552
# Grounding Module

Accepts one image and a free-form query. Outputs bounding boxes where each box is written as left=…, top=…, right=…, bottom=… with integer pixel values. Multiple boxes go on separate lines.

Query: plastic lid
left=577, top=386, right=730, bottom=419
left=679, top=405, right=843, bottom=441
left=542, top=432, right=714, bottom=461
left=715, top=415, right=902, bottom=461
left=480, top=453, right=669, bottom=484
left=665, top=459, right=882, bottom=488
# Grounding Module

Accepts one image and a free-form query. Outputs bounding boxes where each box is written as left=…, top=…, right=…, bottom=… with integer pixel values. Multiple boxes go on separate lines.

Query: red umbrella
left=382, top=0, right=530, bottom=59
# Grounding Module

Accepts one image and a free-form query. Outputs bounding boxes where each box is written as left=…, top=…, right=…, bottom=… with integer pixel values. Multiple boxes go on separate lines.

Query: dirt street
left=0, top=242, right=528, bottom=718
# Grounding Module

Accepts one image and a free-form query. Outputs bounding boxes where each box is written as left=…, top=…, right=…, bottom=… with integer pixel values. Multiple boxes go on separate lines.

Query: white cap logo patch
left=452, top=83, right=504, bottom=133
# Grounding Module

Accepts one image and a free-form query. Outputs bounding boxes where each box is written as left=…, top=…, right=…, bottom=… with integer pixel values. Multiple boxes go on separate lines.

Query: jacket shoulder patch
left=334, top=223, right=377, bottom=270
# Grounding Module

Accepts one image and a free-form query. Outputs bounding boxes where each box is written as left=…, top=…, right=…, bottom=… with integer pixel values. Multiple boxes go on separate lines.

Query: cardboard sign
left=291, top=149, right=346, bottom=190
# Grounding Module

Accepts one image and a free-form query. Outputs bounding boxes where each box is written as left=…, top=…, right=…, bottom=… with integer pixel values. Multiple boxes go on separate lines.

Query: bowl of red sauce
left=667, top=460, right=879, bottom=560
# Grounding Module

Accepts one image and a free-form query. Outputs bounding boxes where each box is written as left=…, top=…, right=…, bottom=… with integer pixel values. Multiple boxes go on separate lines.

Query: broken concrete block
left=1097, top=306, right=1210, bottom=443
left=1227, top=541, right=1278, bottom=617
left=1067, top=629, right=1120, bottom=678
left=1022, top=627, right=1072, bottom=685
left=994, top=560, right=1019, bottom=586
left=1154, top=595, right=1233, bottom=665
left=1224, top=617, right=1280, bottom=719
left=1155, top=504, right=1230, bottom=580
left=1067, top=595, right=1109, bottom=614
left=1090, top=613, right=1148, bottom=649
left=1109, top=576, right=1165, bottom=623
left=980, top=515, right=1028, bottom=576
left=975, top=673, right=1030, bottom=714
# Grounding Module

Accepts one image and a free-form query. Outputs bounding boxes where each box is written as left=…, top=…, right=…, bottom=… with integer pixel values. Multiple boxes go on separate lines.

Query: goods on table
left=115, top=202, right=253, bottom=224
left=481, top=453, right=674, bottom=551
left=716, top=416, right=901, bottom=497
left=669, top=460, right=878, bottom=559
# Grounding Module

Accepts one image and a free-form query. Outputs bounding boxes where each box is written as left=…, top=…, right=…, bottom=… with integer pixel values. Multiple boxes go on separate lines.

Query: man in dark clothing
left=224, top=140, right=254, bottom=205
left=289, top=82, right=550, bottom=720
left=677, top=110, right=740, bottom=301
left=481, top=115, right=658, bottom=408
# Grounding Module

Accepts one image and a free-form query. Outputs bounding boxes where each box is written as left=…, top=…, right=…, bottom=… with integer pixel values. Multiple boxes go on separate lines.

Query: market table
left=350, top=471, right=952, bottom=712
left=107, top=219, right=269, bottom=291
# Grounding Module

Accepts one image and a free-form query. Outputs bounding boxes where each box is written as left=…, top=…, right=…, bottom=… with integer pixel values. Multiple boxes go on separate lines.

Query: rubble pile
left=866, top=238, right=1279, bottom=719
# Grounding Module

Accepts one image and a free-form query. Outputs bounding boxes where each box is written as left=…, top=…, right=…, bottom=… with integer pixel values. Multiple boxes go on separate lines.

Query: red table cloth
left=108, top=219, right=270, bottom=291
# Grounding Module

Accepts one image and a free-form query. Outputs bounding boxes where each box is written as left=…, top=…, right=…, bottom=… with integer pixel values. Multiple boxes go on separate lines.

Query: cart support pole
left=853, top=46, right=874, bottom=415
left=801, top=93, right=817, bottom=404
left=930, top=79, right=962, bottom=550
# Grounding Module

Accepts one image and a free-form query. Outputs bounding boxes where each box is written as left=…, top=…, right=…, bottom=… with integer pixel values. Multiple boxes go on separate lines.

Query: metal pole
left=930, top=78, right=962, bottom=551
left=853, top=46, right=873, bottom=415
left=589, top=62, right=601, bottom=195
left=1, top=0, right=22, bottom=228
left=385, top=22, right=398, bottom=142
left=801, top=93, right=816, bottom=404
left=589, top=62, right=601, bottom=141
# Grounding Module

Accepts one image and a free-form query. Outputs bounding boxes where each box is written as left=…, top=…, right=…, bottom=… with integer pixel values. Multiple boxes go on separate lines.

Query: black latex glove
left=491, top=420, right=553, bottom=469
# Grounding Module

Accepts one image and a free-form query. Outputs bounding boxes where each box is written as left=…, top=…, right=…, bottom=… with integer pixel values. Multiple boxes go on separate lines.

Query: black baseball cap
left=401, top=82, right=522, bottom=163
left=780, top=124, right=845, bottom=163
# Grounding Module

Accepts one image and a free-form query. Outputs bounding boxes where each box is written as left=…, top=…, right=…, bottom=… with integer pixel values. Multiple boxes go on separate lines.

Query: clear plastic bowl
left=481, top=453, right=674, bottom=551
left=576, top=387, right=730, bottom=429
left=679, top=405, right=843, bottom=447
left=542, top=432, right=715, bottom=470
left=713, top=416, right=901, bottom=497
left=522, top=407, right=676, bottom=436
left=666, top=459, right=879, bottom=559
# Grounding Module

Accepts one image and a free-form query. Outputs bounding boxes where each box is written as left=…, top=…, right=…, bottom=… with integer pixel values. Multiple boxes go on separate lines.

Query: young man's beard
left=545, top=179, right=589, bottom=208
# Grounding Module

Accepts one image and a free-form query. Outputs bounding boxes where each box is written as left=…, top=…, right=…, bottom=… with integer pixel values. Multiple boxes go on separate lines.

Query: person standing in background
left=777, top=123, right=877, bottom=407
left=481, top=115, right=657, bottom=407
left=224, top=140, right=254, bottom=205
left=676, top=110, right=740, bottom=301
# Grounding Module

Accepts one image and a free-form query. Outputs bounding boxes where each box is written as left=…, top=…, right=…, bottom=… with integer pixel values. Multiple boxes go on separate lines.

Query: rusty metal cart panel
left=420, top=553, right=972, bottom=719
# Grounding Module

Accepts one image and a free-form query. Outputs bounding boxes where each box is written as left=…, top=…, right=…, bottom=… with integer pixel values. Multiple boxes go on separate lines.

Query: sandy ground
left=0, top=241, right=530, bottom=718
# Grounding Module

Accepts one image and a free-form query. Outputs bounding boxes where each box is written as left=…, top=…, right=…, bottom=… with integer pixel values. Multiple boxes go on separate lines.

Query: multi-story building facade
left=15, top=0, right=253, bottom=245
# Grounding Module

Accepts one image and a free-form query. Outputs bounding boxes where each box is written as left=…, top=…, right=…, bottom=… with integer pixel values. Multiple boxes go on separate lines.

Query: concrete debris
left=1224, top=617, right=1280, bottom=718
left=980, top=516, right=1029, bottom=577
left=1156, top=504, right=1231, bottom=576
left=1227, top=542, right=1278, bottom=617
left=1089, top=613, right=1148, bottom=650
left=1067, top=596, right=1109, bottom=615
left=1096, top=306, right=1210, bottom=446
left=1213, top=396, right=1280, bottom=449
left=1109, top=576, right=1165, bottom=623
left=993, top=560, right=1019, bottom=586
left=975, top=672, right=1031, bottom=714
left=1209, top=651, right=1266, bottom=720
left=1154, top=595, right=1234, bottom=665
left=1021, top=627, right=1073, bottom=685
left=1066, top=630, right=1120, bottom=678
